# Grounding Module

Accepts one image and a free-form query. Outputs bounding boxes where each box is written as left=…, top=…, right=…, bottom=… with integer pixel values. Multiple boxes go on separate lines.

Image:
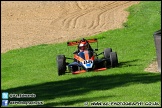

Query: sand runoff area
left=1, top=1, right=139, bottom=53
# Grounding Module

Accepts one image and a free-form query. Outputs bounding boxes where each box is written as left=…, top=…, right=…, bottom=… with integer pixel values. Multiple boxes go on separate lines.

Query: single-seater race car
left=56, top=38, right=118, bottom=76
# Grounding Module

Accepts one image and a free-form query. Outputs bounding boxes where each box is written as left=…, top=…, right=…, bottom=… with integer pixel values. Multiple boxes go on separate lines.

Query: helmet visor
left=79, top=46, right=87, bottom=50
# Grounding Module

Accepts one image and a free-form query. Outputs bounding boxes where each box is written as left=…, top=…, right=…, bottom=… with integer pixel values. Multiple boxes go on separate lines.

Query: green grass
left=1, top=1, right=161, bottom=107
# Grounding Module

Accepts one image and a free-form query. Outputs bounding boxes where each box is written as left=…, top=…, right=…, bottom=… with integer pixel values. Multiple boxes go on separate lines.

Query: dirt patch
left=1, top=1, right=139, bottom=53
left=144, top=60, right=160, bottom=73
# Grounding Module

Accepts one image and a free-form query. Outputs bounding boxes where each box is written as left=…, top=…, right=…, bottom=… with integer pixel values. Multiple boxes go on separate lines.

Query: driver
left=78, top=41, right=89, bottom=52
left=73, top=38, right=93, bottom=54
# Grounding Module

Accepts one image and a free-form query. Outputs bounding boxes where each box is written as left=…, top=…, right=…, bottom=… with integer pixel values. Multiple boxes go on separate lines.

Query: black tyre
left=56, top=55, right=66, bottom=76
left=110, top=52, right=118, bottom=67
left=104, top=48, right=112, bottom=59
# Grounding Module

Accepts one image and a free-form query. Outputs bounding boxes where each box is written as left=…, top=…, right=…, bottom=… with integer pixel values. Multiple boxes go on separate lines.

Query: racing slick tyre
left=110, top=52, right=118, bottom=67
left=104, top=48, right=112, bottom=59
left=56, top=55, right=66, bottom=76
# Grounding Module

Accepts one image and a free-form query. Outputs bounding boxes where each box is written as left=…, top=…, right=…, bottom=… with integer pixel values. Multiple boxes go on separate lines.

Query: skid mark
left=89, top=2, right=127, bottom=29
left=101, top=1, right=135, bottom=29
left=43, top=1, right=136, bottom=30
left=51, top=2, right=117, bottom=29
left=62, top=2, right=117, bottom=29
left=94, top=1, right=135, bottom=29
left=62, top=11, right=87, bottom=29
left=58, top=1, right=133, bottom=30
left=76, top=1, right=84, bottom=10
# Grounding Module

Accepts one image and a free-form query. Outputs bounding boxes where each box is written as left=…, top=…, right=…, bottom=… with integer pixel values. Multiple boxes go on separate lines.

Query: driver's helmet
left=79, top=41, right=89, bottom=51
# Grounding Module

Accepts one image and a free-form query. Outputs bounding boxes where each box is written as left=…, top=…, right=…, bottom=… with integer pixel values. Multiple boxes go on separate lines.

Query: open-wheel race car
left=56, top=38, right=118, bottom=76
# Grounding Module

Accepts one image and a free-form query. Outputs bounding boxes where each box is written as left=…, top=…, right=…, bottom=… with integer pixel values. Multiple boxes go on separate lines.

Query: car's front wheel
left=56, top=55, right=66, bottom=76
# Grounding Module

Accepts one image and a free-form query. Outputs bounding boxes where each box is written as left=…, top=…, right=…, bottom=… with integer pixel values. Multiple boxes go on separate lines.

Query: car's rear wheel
left=110, top=52, right=118, bottom=67
left=56, top=55, right=66, bottom=76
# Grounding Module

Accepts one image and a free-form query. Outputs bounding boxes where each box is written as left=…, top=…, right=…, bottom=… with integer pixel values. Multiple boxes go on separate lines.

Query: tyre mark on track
left=90, top=1, right=124, bottom=29
left=51, top=1, right=138, bottom=30
left=74, top=1, right=130, bottom=29
left=77, top=2, right=119, bottom=29
left=76, top=1, right=84, bottom=10
left=101, top=2, right=130, bottom=29
left=92, top=1, right=135, bottom=29
left=62, top=11, right=87, bottom=29
left=51, top=2, right=116, bottom=29
left=99, top=1, right=135, bottom=29
left=62, top=2, right=117, bottom=29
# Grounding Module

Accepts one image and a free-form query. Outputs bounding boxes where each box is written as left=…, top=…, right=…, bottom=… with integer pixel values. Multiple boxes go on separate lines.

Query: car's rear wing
left=67, top=38, right=97, bottom=46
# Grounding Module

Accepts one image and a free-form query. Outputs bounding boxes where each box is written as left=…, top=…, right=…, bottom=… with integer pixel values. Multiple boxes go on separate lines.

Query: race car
left=56, top=38, right=118, bottom=76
